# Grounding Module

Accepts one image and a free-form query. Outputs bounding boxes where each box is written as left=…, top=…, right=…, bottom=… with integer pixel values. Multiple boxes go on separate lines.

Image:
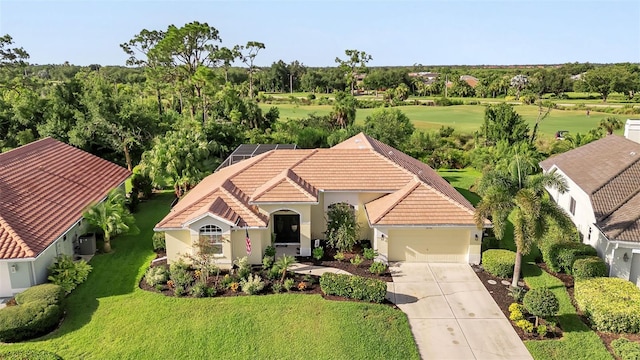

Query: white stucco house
left=540, top=131, right=640, bottom=286
left=0, top=138, right=130, bottom=297
left=155, top=133, right=490, bottom=268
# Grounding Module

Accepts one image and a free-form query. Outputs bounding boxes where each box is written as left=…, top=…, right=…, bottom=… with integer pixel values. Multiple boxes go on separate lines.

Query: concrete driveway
left=387, top=263, right=532, bottom=360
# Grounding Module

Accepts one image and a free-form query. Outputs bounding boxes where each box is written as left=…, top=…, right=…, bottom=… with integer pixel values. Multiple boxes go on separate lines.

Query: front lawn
left=0, top=192, right=419, bottom=360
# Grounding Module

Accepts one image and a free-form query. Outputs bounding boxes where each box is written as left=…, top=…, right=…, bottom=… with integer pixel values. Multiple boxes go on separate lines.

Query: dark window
left=569, top=197, right=576, bottom=216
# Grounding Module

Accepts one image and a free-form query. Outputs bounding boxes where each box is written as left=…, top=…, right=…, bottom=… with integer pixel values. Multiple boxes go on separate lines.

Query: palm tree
left=83, top=190, right=139, bottom=253
left=275, top=255, right=296, bottom=283
left=474, top=157, right=571, bottom=287
left=598, top=116, right=623, bottom=135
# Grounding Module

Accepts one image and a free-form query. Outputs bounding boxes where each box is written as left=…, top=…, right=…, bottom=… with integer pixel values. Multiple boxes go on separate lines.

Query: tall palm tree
left=474, top=159, right=571, bottom=287
left=83, top=190, right=139, bottom=253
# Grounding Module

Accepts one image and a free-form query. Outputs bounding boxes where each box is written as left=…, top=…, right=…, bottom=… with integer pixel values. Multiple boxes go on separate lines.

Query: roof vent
left=355, top=139, right=361, bottom=143
left=631, top=151, right=637, bottom=156
left=388, top=151, right=393, bottom=156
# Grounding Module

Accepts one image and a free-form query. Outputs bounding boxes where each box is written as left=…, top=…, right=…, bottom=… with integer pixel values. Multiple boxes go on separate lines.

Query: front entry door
left=274, top=214, right=300, bottom=243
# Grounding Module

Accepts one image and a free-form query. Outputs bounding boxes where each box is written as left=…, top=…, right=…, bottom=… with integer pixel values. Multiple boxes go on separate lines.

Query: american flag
left=245, top=229, right=251, bottom=255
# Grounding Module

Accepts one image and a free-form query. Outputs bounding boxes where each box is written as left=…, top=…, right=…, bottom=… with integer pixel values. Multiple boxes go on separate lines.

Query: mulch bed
left=472, top=265, right=562, bottom=340
left=475, top=262, right=640, bottom=358
left=296, top=245, right=392, bottom=282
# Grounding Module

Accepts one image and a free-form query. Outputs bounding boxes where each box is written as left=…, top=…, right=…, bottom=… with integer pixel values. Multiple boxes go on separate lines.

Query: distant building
left=460, top=75, right=479, bottom=88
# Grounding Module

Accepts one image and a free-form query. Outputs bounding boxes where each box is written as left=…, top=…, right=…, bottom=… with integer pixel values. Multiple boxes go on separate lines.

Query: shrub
left=536, top=325, right=548, bottom=338
left=510, top=309, right=524, bottom=321
left=0, top=284, right=64, bottom=342
left=262, top=255, right=274, bottom=269
left=170, top=264, right=194, bottom=289
left=271, top=282, right=283, bottom=293
left=283, top=278, right=295, bottom=292
left=173, top=285, right=185, bottom=296
left=319, top=273, right=387, bottom=303
left=152, top=232, right=166, bottom=251
left=131, top=172, right=153, bottom=199
left=326, top=203, right=360, bottom=252
left=334, top=252, right=345, bottom=261
left=264, top=245, right=276, bottom=257
left=312, top=247, right=324, bottom=261
left=190, top=283, right=208, bottom=298
left=0, top=349, right=62, bottom=360
left=523, top=288, right=559, bottom=322
left=363, top=248, right=377, bottom=260
left=516, top=319, right=534, bottom=333
left=612, top=338, right=640, bottom=360
left=482, top=249, right=516, bottom=278
left=572, top=256, right=607, bottom=279
left=233, top=256, right=251, bottom=280
left=481, top=236, right=499, bottom=253
left=350, top=254, right=363, bottom=266
left=307, top=93, right=316, bottom=100
left=267, top=266, right=281, bottom=280
left=369, top=261, right=387, bottom=275
left=240, top=274, right=265, bottom=295
left=145, top=266, right=169, bottom=287
left=508, top=286, right=527, bottom=302
left=509, top=302, right=525, bottom=313
left=47, top=255, right=92, bottom=294
left=575, top=277, right=640, bottom=333
left=543, top=242, right=597, bottom=273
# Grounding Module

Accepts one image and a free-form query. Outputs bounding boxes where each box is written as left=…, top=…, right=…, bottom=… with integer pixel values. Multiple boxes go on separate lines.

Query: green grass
left=522, top=263, right=612, bottom=360
left=261, top=103, right=623, bottom=138
left=438, top=168, right=482, bottom=206
left=0, top=193, right=419, bottom=360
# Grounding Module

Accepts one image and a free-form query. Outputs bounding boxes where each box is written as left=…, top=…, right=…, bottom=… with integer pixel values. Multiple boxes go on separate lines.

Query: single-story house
left=0, top=138, right=130, bottom=297
left=155, top=133, right=489, bottom=268
left=540, top=134, right=640, bottom=286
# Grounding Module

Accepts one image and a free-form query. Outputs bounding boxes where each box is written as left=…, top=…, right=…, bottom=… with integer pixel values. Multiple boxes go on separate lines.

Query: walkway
left=387, top=262, right=532, bottom=360
left=290, top=263, right=352, bottom=276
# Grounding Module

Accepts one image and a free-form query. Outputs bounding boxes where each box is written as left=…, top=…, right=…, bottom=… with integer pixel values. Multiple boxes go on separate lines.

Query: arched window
left=199, top=225, right=223, bottom=254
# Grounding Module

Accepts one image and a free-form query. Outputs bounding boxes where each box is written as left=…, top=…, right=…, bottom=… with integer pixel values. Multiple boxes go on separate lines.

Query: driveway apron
left=387, top=263, right=532, bottom=360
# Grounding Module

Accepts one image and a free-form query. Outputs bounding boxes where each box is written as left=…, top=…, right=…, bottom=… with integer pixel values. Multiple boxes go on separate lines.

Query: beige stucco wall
left=231, top=229, right=267, bottom=265
left=310, top=194, right=325, bottom=239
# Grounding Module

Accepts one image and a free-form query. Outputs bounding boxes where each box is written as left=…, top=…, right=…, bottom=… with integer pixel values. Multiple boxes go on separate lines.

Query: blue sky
left=1, top=0, right=639, bottom=66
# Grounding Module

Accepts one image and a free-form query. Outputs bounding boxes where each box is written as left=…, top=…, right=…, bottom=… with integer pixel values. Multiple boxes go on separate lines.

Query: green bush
left=369, top=261, right=387, bottom=275
left=326, top=203, right=360, bottom=252
left=0, top=349, right=62, bottom=360
left=169, top=263, right=194, bottom=289
left=543, top=242, right=597, bottom=273
left=283, top=278, right=295, bottom=292
left=482, top=249, right=516, bottom=278
left=131, top=172, right=153, bottom=199
left=262, top=255, right=274, bottom=269
left=240, top=274, right=265, bottom=295
left=0, top=284, right=64, bottom=342
left=190, top=283, right=208, bottom=298
left=536, top=325, right=548, bottom=338
left=572, top=256, right=607, bottom=279
left=264, top=245, right=276, bottom=257
left=152, top=232, right=166, bottom=251
left=481, top=236, right=499, bottom=253
left=523, top=287, right=559, bottom=319
left=612, top=338, right=640, bottom=360
left=508, top=286, right=527, bottom=302
left=312, top=247, right=324, bottom=261
left=319, top=273, right=386, bottom=303
left=363, top=248, right=377, bottom=260
left=350, top=254, right=363, bottom=266
left=145, top=266, right=169, bottom=287
left=575, top=277, right=640, bottom=333
left=47, top=254, right=92, bottom=294
left=516, top=319, right=534, bottom=333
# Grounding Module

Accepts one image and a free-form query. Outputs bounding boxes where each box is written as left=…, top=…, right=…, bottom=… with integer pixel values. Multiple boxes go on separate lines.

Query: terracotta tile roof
left=365, top=178, right=481, bottom=226
left=0, top=138, right=130, bottom=259
left=156, top=133, right=484, bottom=230
left=540, top=135, right=640, bottom=243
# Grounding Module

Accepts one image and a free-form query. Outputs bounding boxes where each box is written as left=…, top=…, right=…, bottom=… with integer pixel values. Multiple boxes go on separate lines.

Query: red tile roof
left=0, top=138, right=131, bottom=259
left=156, top=133, right=485, bottom=230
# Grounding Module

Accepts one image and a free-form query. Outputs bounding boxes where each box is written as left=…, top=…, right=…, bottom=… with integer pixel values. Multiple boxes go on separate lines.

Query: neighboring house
left=0, top=138, right=130, bottom=297
left=408, top=72, right=439, bottom=85
left=540, top=135, right=640, bottom=285
left=459, top=75, right=479, bottom=88
left=155, top=133, right=489, bottom=268
left=625, top=119, right=640, bottom=144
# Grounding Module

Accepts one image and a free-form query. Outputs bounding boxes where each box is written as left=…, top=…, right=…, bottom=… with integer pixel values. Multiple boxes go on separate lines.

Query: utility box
left=77, top=233, right=96, bottom=255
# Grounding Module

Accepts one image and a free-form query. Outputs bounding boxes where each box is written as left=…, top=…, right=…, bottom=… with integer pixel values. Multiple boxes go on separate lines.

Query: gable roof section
left=540, top=135, right=640, bottom=243
left=156, top=133, right=483, bottom=230
left=0, top=138, right=130, bottom=259
left=365, top=178, right=484, bottom=226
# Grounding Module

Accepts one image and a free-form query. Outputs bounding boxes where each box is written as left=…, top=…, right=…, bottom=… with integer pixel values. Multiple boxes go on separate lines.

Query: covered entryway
left=273, top=214, right=300, bottom=244
left=387, top=228, right=470, bottom=263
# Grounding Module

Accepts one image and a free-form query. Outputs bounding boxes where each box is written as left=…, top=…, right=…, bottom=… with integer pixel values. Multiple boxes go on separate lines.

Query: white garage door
left=388, top=229, right=469, bottom=262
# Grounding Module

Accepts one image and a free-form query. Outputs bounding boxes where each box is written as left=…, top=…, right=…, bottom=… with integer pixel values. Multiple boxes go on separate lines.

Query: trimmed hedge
left=572, top=256, right=607, bottom=279
left=482, top=249, right=516, bottom=278
left=523, top=287, right=559, bottom=319
left=319, top=273, right=386, bottom=303
left=612, top=338, right=640, bottom=360
left=0, top=349, right=62, bottom=360
left=575, top=277, right=640, bottom=333
left=542, top=242, right=597, bottom=273
left=0, top=284, right=64, bottom=342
